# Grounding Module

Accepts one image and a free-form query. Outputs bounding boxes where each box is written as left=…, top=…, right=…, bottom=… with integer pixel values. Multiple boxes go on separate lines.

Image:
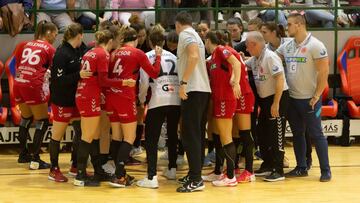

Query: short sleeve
left=182, top=32, right=197, bottom=48
left=217, top=46, right=233, bottom=60
left=276, top=42, right=287, bottom=57
left=311, top=40, right=328, bottom=59
left=267, top=53, right=284, bottom=76
left=245, top=57, right=255, bottom=69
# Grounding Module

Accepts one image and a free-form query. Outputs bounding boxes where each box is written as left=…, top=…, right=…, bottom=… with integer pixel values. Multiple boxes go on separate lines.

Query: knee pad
left=19, top=116, right=33, bottom=129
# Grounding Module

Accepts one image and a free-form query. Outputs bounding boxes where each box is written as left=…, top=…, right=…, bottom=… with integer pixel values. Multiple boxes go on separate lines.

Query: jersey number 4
left=21, top=48, right=41, bottom=65
left=113, top=59, right=123, bottom=75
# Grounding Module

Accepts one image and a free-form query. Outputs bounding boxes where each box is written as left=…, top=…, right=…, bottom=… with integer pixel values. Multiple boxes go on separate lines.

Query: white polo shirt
left=277, top=33, right=328, bottom=99
left=246, top=48, right=288, bottom=98
left=177, top=27, right=211, bottom=93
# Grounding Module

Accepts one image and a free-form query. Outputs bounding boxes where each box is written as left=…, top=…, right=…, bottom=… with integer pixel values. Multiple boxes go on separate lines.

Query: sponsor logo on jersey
left=162, top=84, right=175, bottom=92
left=320, top=49, right=327, bottom=56
left=285, top=57, right=307, bottom=63
left=210, top=64, right=217, bottom=70
left=272, top=66, right=280, bottom=72
left=301, top=47, right=307, bottom=54
left=223, top=49, right=231, bottom=57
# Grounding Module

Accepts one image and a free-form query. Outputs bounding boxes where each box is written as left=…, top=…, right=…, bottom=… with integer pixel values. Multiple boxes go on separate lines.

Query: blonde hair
left=95, top=30, right=113, bottom=45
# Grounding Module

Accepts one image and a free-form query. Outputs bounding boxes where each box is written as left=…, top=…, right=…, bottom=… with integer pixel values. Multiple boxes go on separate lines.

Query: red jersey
left=15, top=40, right=55, bottom=87
left=108, top=45, right=160, bottom=100
left=209, top=46, right=252, bottom=100
left=76, top=47, right=110, bottom=99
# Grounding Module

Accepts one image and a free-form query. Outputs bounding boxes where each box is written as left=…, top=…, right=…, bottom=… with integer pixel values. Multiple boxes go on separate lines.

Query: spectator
left=226, top=17, right=246, bottom=47
left=111, top=0, right=155, bottom=28
left=234, top=17, right=263, bottom=56
left=76, top=0, right=112, bottom=30
left=256, top=0, right=289, bottom=27
left=216, top=0, right=249, bottom=22
left=196, top=20, right=210, bottom=41
left=37, top=0, right=74, bottom=31
left=0, top=0, right=33, bottom=36
left=129, top=15, right=151, bottom=52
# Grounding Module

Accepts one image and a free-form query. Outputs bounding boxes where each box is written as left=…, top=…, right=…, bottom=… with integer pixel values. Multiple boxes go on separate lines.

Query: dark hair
left=148, top=24, right=165, bottom=47
left=248, top=18, right=263, bottom=30
left=35, top=20, right=57, bottom=39
left=63, top=23, right=83, bottom=43
left=95, top=30, right=113, bottom=45
left=261, top=22, right=287, bottom=38
left=198, top=20, right=210, bottom=29
left=227, top=17, right=243, bottom=29
left=175, top=11, right=193, bottom=26
left=206, top=30, right=231, bottom=46
left=288, top=13, right=306, bottom=25
left=123, top=27, right=138, bottom=43
left=166, top=31, right=178, bottom=43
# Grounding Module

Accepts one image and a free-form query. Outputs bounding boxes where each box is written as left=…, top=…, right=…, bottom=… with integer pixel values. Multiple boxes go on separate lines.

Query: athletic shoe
left=218, top=12, right=224, bottom=22
left=320, top=171, right=332, bottom=182
left=136, top=176, right=159, bottom=189
left=283, top=156, right=290, bottom=168
left=254, top=167, right=272, bottom=176
left=202, top=172, right=223, bottom=182
left=212, top=175, right=238, bottom=187
left=176, top=179, right=205, bottom=193
left=234, top=12, right=242, bottom=20
left=176, top=155, right=185, bottom=165
left=285, top=167, right=308, bottom=177
left=69, top=165, right=78, bottom=176
left=18, top=151, right=32, bottom=163
left=48, top=167, right=68, bottom=182
left=73, top=174, right=100, bottom=187
left=237, top=170, right=256, bottom=183
left=162, top=168, right=176, bottom=180
left=126, top=157, right=141, bottom=166
left=109, top=174, right=135, bottom=188
left=177, top=175, right=190, bottom=184
left=29, top=159, right=51, bottom=170
left=94, top=167, right=113, bottom=182
left=254, top=150, right=262, bottom=160
left=263, top=172, right=285, bottom=182
left=235, top=168, right=242, bottom=177
left=102, top=160, right=115, bottom=175
left=160, top=149, right=168, bottom=160
left=130, top=147, right=143, bottom=157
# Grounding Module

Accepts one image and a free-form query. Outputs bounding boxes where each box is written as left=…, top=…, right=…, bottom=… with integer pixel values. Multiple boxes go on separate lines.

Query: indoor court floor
left=0, top=145, right=359, bottom=203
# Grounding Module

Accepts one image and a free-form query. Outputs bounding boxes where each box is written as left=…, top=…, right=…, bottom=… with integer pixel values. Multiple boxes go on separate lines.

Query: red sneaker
left=68, top=166, right=93, bottom=177
left=237, top=170, right=256, bottom=183
left=48, top=167, right=68, bottom=182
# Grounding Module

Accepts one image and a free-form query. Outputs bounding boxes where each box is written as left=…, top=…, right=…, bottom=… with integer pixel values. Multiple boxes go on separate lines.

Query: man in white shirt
left=277, top=13, right=331, bottom=182
left=175, top=11, right=211, bottom=193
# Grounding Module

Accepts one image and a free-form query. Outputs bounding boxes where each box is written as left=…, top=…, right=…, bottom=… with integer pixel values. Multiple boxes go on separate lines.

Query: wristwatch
left=180, top=80, right=188, bottom=85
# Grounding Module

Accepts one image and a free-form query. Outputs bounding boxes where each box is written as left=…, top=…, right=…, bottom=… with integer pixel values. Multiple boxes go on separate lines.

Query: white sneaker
left=176, top=155, right=185, bottom=165
left=212, top=175, right=238, bottom=187
left=160, top=149, right=168, bottom=160
left=234, top=12, right=241, bottom=19
left=162, top=168, right=176, bottom=180
left=136, top=176, right=159, bottom=189
left=130, top=147, right=143, bottom=157
left=102, top=160, right=115, bottom=175
left=218, top=12, right=224, bottom=22
left=202, top=172, right=223, bottom=182
left=29, top=161, right=39, bottom=170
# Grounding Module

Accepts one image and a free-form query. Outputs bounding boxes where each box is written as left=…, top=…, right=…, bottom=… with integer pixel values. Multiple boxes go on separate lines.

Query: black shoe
left=285, top=167, right=308, bottom=177
left=176, top=179, right=205, bottom=193
left=125, top=174, right=136, bottom=186
left=94, top=167, right=113, bottom=182
left=29, top=157, right=51, bottom=170
left=18, top=152, right=32, bottom=163
left=74, top=174, right=100, bottom=187
left=126, top=157, right=141, bottom=166
left=177, top=175, right=190, bottom=184
left=264, top=172, right=285, bottom=182
left=254, top=167, right=272, bottom=176
left=320, top=171, right=332, bottom=182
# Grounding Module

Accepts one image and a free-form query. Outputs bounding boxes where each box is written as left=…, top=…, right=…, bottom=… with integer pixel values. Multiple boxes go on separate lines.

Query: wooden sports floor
left=0, top=145, right=359, bottom=203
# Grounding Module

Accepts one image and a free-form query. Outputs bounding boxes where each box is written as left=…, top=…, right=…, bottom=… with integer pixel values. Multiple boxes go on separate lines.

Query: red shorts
left=105, top=94, right=137, bottom=123
left=76, top=95, right=101, bottom=117
left=212, top=99, right=237, bottom=119
left=51, top=104, right=80, bottom=122
left=236, top=93, right=255, bottom=114
left=14, top=83, right=49, bottom=105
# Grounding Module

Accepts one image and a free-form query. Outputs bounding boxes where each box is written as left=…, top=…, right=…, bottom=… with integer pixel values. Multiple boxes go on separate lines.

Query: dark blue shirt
left=0, top=0, right=33, bottom=11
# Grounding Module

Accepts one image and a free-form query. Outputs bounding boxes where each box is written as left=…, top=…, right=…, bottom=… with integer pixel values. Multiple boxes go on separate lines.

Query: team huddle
left=13, top=11, right=331, bottom=193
